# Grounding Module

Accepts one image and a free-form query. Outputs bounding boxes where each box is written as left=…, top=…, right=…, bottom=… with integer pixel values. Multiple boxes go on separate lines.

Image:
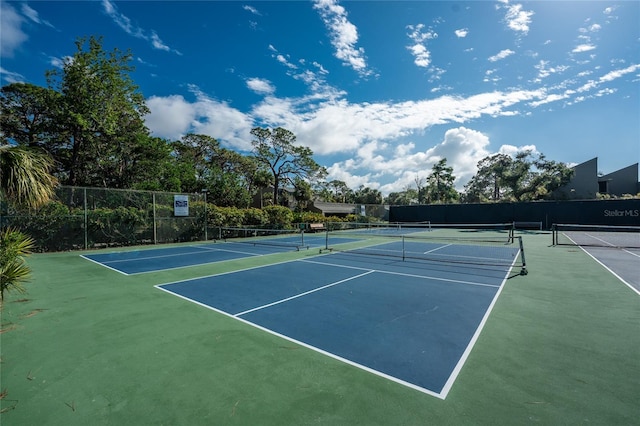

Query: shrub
left=263, top=205, right=294, bottom=228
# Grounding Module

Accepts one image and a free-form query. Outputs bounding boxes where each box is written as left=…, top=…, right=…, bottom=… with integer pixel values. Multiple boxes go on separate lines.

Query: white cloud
left=572, top=44, right=596, bottom=53
left=0, top=1, right=28, bottom=58
left=313, top=0, right=371, bottom=77
left=242, top=5, right=261, bottom=16
left=21, top=4, right=53, bottom=28
left=488, top=49, right=515, bottom=62
left=102, top=0, right=181, bottom=54
left=146, top=90, right=254, bottom=150
left=500, top=1, right=534, bottom=34
left=407, top=24, right=437, bottom=68
left=455, top=28, right=468, bottom=38
left=146, top=95, right=199, bottom=140
left=246, top=78, right=276, bottom=95
left=143, top=61, right=638, bottom=194
left=0, top=66, right=25, bottom=84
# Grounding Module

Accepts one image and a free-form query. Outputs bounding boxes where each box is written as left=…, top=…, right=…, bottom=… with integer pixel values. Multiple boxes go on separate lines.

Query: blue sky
left=1, top=0, right=638, bottom=195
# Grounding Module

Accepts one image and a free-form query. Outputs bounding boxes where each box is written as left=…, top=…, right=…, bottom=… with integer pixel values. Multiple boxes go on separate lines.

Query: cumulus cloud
left=455, top=28, right=468, bottom=38
left=143, top=60, right=638, bottom=194
left=499, top=0, right=534, bottom=34
left=246, top=78, right=276, bottom=95
left=407, top=24, right=437, bottom=68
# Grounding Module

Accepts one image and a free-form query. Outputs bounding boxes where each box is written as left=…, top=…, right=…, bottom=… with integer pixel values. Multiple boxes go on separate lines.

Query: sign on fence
left=173, top=195, right=189, bottom=217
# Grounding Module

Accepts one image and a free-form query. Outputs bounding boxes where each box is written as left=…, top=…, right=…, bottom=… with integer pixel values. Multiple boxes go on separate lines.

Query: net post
left=324, top=228, right=329, bottom=251
left=402, top=235, right=406, bottom=261
left=517, top=236, right=528, bottom=275
left=551, top=224, right=556, bottom=246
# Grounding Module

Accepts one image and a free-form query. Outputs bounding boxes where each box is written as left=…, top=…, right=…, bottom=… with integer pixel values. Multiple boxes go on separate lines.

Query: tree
left=45, top=36, right=150, bottom=187
left=292, top=177, right=313, bottom=211
left=328, top=180, right=353, bottom=203
left=386, top=188, right=418, bottom=205
left=0, top=83, right=58, bottom=149
left=353, top=185, right=383, bottom=204
left=464, top=151, right=574, bottom=202
left=250, top=127, right=326, bottom=205
left=414, top=176, right=428, bottom=204
left=463, top=154, right=512, bottom=202
left=425, top=159, right=458, bottom=204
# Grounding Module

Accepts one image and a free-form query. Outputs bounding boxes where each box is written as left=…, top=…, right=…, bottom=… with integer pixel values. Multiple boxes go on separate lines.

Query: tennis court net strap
left=552, top=224, right=640, bottom=248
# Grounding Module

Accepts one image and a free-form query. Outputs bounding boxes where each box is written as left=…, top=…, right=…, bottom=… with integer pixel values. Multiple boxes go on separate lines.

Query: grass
left=0, top=232, right=638, bottom=425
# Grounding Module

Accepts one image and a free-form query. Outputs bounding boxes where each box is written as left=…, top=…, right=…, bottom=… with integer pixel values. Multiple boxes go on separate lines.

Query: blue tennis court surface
left=81, top=235, right=335, bottom=274
left=156, top=241, right=521, bottom=398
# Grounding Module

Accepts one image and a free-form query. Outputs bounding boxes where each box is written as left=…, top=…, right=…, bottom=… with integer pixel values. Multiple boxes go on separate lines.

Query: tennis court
left=80, top=231, right=343, bottom=275
left=2, top=228, right=638, bottom=425
left=553, top=224, right=640, bottom=293
left=157, top=235, right=523, bottom=398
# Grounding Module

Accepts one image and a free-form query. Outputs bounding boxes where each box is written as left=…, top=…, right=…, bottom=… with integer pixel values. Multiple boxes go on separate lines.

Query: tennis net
left=327, top=221, right=433, bottom=235
left=215, top=227, right=308, bottom=250
left=552, top=224, right=640, bottom=249
left=321, top=226, right=527, bottom=274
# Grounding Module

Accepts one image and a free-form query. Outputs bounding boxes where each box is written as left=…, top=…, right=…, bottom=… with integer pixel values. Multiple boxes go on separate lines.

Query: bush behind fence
left=0, top=186, right=387, bottom=252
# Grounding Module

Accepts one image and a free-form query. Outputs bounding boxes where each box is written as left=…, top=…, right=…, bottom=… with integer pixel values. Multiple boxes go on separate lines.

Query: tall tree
left=426, top=158, right=458, bottom=203
left=250, top=127, right=326, bottom=205
left=464, top=154, right=512, bottom=202
left=45, top=36, right=150, bottom=187
left=353, top=185, right=383, bottom=204
left=0, top=83, right=58, bottom=150
left=464, top=151, right=574, bottom=202
left=507, top=151, right=574, bottom=201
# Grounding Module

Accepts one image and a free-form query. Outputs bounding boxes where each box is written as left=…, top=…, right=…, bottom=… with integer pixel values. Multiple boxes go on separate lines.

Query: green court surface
left=1, top=232, right=638, bottom=425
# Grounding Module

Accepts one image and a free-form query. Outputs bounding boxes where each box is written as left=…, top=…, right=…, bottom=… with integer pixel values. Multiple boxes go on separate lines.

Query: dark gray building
left=554, top=158, right=639, bottom=200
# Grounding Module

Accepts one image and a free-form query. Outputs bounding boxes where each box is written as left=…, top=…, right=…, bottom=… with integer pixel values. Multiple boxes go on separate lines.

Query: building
left=554, top=158, right=639, bottom=200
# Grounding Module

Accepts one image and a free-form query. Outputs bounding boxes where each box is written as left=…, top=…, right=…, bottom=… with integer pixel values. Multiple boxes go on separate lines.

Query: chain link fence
left=1, top=186, right=206, bottom=252
left=1, top=186, right=391, bottom=253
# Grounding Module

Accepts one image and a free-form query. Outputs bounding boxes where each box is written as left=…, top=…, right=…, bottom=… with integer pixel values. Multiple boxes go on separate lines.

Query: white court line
left=156, top=250, right=520, bottom=398
left=623, top=249, right=640, bottom=258
left=79, top=255, right=130, bottom=275
left=581, top=248, right=640, bottom=296
left=233, top=270, right=375, bottom=317
left=562, top=233, right=639, bottom=296
left=154, top=283, right=444, bottom=399
left=424, top=243, right=452, bottom=254
left=439, top=262, right=514, bottom=397
left=96, top=247, right=261, bottom=265
left=79, top=244, right=279, bottom=275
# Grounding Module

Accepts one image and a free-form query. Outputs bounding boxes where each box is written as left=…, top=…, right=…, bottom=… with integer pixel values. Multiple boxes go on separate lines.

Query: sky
left=1, top=0, right=639, bottom=195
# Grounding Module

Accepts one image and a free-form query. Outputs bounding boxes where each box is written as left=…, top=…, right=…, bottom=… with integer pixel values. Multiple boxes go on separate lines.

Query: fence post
left=153, top=193, right=157, bottom=245
left=84, top=187, right=88, bottom=250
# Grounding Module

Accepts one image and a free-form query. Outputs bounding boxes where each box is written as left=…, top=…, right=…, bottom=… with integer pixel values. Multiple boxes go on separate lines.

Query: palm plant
left=0, top=144, right=58, bottom=209
left=0, top=228, right=35, bottom=304
left=0, top=144, right=57, bottom=305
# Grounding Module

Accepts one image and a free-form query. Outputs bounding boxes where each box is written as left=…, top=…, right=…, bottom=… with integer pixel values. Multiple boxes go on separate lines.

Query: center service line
left=233, top=270, right=375, bottom=317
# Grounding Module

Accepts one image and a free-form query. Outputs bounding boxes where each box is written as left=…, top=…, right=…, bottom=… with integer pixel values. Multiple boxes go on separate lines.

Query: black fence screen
left=390, top=199, right=640, bottom=229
